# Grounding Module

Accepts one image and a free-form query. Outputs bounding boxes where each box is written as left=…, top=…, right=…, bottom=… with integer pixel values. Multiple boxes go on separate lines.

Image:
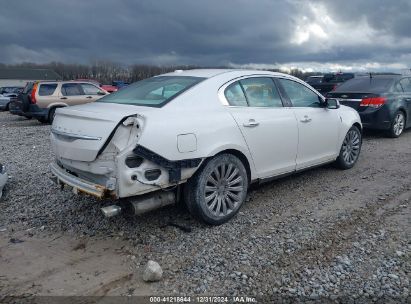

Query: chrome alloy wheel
left=342, top=129, right=361, bottom=165
left=204, top=163, right=245, bottom=218
left=393, top=112, right=405, bottom=136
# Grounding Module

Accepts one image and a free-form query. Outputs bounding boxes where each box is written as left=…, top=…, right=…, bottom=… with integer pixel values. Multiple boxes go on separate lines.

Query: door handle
left=300, top=116, right=312, bottom=123
left=86, top=96, right=93, bottom=99
left=243, top=119, right=259, bottom=127
left=60, top=97, right=67, bottom=100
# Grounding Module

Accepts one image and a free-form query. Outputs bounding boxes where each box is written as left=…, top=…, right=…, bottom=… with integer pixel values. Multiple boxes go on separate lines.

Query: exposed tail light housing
left=360, top=97, right=386, bottom=108
left=30, top=83, right=38, bottom=104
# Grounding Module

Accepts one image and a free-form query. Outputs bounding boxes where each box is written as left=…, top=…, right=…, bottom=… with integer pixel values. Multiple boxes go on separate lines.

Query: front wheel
left=184, top=154, right=248, bottom=225
left=335, top=125, right=362, bottom=169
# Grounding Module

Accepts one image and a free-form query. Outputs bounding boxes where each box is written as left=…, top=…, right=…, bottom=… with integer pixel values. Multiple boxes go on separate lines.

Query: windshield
left=97, top=76, right=205, bottom=107
left=335, top=77, right=395, bottom=93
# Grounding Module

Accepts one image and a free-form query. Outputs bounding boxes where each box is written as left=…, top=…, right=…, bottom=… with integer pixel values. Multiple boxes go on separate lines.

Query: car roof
left=36, top=80, right=99, bottom=85
left=161, top=68, right=292, bottom=79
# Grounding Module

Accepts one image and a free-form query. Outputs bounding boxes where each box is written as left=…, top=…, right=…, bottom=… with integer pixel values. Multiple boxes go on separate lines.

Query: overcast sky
left=1, top=0, right=410, bottom=72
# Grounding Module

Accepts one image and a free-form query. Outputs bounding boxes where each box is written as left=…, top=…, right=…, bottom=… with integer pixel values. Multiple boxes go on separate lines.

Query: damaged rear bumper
left=50, top=162, right=112, bottom=198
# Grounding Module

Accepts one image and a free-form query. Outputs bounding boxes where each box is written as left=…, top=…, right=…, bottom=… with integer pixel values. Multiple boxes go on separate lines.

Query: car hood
left=51, top=102, right=157, bottom=162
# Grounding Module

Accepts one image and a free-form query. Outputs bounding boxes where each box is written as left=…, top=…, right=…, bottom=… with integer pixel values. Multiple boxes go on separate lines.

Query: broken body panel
left=50, top=74, right=253, bottom=202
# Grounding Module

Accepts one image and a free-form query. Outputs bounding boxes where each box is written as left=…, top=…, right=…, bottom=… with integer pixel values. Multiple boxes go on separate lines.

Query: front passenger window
left=279, top=78, right=322, bottom=108
left=81, top=83, right=103, bottom=95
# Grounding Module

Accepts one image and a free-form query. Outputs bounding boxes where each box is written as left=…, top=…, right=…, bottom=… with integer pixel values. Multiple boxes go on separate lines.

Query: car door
left=225, top=77, right=298, bottom=178
left=60, top=83, right=86, bottom=105
left=80, top=83, right=107, bottom=102
left=277, top=78, right=340, bottom=170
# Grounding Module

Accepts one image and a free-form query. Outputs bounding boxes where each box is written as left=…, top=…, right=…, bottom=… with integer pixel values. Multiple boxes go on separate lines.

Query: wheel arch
left=47, top=104, right=66, bottom=118
left=397, top=107, right=407, bottom=122
left=211, top=148, right=253, bottom=185
left=353, top=122, right=362, bottom=133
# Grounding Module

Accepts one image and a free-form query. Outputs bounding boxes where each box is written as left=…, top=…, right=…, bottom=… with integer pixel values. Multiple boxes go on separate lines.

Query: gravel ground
left=0, top=111, right=410, bottom=302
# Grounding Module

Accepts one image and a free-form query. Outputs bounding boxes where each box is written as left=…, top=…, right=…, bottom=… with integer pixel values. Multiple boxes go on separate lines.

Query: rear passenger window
left=225, top=82, right=247, bottom=106
left=240, top=77, right=283, bottom=107
left=38, top=84, right=57, bottom=96
left=61, top=84, right=83, bottom=96
left=278, top=78, right=321, bottom=107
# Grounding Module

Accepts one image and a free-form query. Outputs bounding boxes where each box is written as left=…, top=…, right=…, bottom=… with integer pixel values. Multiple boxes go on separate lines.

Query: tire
left=387, top=110, right=406, bottom=138
left=37, top=117, right=48, bottom=123
left=184, top=153, right=248, bottom=225
left=335, top=125, right=362, bottom=170
left=48, top=107, right=57, bottom=124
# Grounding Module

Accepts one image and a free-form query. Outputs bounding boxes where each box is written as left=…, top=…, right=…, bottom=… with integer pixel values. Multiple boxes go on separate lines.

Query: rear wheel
left=184, top=154, right=248, bottom=225
left=37, top=117, right=48, bottom=123
left=48, top=107, right=57, bottom=124
left=387, top=111, right=405, bottom=138
left=335, top=125, right=362, bottom=169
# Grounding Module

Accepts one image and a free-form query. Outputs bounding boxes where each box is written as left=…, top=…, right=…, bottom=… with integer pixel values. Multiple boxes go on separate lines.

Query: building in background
left=0, top=68, right=62, bottom=87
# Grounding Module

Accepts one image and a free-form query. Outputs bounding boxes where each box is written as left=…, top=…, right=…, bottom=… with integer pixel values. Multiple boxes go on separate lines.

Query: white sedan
left=50, top=69, right=362, bottom=225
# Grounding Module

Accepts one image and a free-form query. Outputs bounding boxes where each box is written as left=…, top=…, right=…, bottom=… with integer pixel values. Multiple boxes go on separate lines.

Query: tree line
left=0, top=61, right=319, bottom=84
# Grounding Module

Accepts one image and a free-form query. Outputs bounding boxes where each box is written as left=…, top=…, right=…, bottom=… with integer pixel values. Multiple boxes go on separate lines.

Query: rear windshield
left=97, top=76, right=205, bottom=107
left=39, top=84, right=57, bottom=96
left=335, top=77, right=395, bottom=93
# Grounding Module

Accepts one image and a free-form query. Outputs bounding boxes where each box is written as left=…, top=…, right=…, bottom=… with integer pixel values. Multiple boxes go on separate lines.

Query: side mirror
left=325, top=98, right=340, bottom=109
left=97, top=91, right=106, bottom=95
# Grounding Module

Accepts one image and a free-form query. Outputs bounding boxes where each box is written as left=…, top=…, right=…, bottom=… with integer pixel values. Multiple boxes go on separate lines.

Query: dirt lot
left=0, top=111, right=410, bottom=302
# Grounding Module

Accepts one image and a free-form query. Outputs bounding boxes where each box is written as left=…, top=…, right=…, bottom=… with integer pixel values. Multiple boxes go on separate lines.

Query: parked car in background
left=0, top=86, right=23, bottom=96
left=50, top=69, right=362, bottom=225
left=311, top=73, right=355, bottom=94
left=112, top=81, right=130, bottom=89
left=9, top=82, right=35, bottom=118
left=11, top=81, right=108, bottom=123
left=101, top=84, right=118, bottom=93
left=327, top=74, right=411, bottom=137
left=305, top=75, right=323, bottom=86
left=0, top=86, right=23, bottom=110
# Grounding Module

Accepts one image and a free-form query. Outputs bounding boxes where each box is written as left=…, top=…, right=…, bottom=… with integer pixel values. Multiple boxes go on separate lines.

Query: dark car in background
left=0, top=86, right=24, bottom=110
left=9, top=82, right=35, bottom=118
left=305, top=75, right=324, bottom=86
left=311, top=73, right=355, bottom=94
left=327, top=74, right=411, bottom=137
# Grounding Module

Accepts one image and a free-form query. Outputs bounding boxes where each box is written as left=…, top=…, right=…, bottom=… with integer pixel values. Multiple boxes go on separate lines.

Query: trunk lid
left=327, top=92, right=378, bottom=111
left=51, top=102, right=154, bottom=162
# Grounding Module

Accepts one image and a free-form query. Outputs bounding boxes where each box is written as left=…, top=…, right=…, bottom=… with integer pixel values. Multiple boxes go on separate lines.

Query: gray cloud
left=0, top=0, right=410, bottom=71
